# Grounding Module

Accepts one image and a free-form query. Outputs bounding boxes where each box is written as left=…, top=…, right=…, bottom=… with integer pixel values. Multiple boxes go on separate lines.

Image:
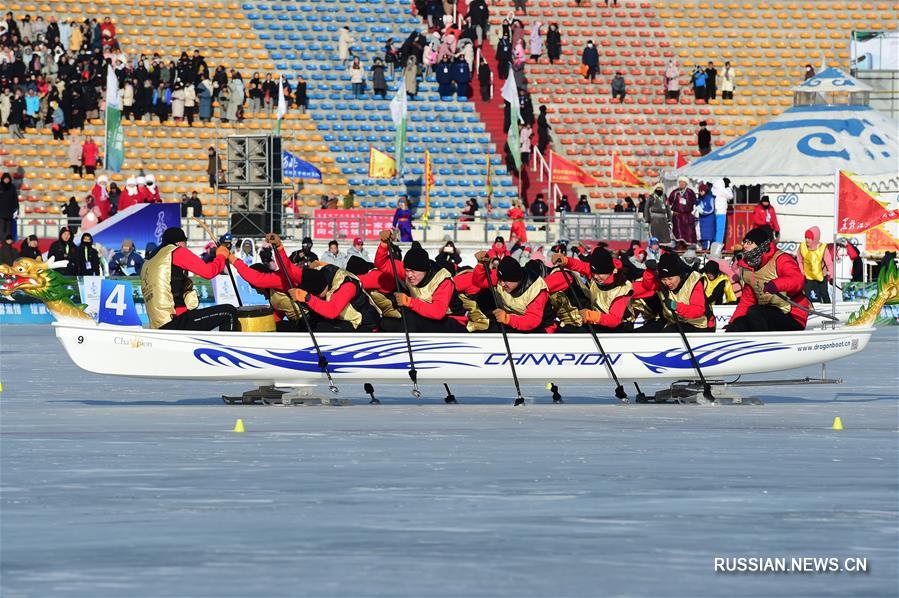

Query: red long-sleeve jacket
left=170, top=247, right=225, bottom=315
left=751, top=204, right=780, bottom=232
left=731, top=248, right=808, bottom=328
left=561, top=257, right=631, bottom=328
left=305, top=280, right=357, bottom=319
left=472, top=263, right=551, bottom=332
left=374, top=242, right=462, bottom=322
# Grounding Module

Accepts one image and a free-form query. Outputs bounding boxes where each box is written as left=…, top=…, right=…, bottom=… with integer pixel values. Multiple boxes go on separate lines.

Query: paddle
left=384, top=236, right=421, bottom=399
left=483, top=257, right=526, bottom=406
left=663, top=289, right=714, bottom=401
left=774, top=291, right=839, bottom=321
left=553, top=262, right=628, bottom=403
left=192, top=217, right=243, bottom=306
left=270, top=238, right=339, bottom=394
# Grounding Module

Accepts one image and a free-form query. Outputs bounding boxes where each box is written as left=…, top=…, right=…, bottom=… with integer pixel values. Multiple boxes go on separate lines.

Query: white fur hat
left=677, top=176, right=689, bottom=184
left=126, top=177, right=137, bottom=187
left=146, top=174, right=156, bottom=185
left=136, top=176, right=147, bottom=185
left=97, top=174, right=109, bottom=185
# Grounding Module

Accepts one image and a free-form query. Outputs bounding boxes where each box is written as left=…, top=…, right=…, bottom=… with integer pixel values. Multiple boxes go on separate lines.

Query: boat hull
left=710, top=302, right=862, bottom=330
left=53, top=322, right=873, bottom=385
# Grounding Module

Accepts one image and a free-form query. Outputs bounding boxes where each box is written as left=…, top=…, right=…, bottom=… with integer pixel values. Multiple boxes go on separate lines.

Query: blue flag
left=282, top=151, right=322, bottom=181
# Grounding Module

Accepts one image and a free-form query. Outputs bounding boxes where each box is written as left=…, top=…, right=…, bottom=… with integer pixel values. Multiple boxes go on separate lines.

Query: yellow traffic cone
left=233, top=418, right=246, bottom=433
left=832, top=417, right=843, bottom=431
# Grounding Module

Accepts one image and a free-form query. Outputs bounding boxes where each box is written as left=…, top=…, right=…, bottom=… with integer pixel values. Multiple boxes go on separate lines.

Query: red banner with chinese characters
left=313, top=209, right=395, bottom=241
left=837, top=171, right=899, bottom=235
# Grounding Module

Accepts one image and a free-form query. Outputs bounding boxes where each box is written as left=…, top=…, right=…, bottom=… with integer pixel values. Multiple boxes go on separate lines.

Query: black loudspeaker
left=229, top=189, right=282, bottom=236
left=225, top=135, right=282, bottom=185
left=734, top=184, right=762, bottom=204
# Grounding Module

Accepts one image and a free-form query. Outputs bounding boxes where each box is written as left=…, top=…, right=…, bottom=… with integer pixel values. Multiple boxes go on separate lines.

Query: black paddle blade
left=363, top=383, right=375, bottom=395
left=514, top=396, right=525, bottom=406
left=408, top=369, right=418, bottom=384
left=614, top=385, right=628, bottom=400
left=703, top=384, right=715, bottom=401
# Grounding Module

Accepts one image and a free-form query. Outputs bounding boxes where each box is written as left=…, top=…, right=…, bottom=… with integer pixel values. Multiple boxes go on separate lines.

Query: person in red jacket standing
left=81, top=136, right=100, bottom=176
left=750, top=195, right=780, bottom=238
left=727, top=226, right=808, bottom=332
left=90, top=175, right=110, bottom=221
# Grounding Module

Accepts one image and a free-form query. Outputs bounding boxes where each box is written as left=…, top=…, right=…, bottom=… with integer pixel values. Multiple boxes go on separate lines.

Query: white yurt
left=675, top=67, right=899, bottom=248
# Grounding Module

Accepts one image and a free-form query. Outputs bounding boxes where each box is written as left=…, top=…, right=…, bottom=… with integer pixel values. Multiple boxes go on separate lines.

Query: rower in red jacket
left=140, top=227, right=238, bottom=330
left=472, top=254, right=556, bottom=333
left=637, top=252, right=715, bottom=333
left=229, top=235, right=305, bottom=331
left=727, top=226, right=809, bottom=332
left=287, top=265, right=380, bottom=332
left=345, top=254, right=399, bottom=318
left=374, top=230, right=468, bottom=332
left=551, top=247, right=635, bottom=332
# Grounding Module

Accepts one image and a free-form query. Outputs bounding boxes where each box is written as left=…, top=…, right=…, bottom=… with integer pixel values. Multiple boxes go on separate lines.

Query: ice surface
left=1, top=326, right=897, bottom=597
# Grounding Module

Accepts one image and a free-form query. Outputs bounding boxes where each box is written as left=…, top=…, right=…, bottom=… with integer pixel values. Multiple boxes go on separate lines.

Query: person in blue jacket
left=451, top=56, right=471, bottom=99
left=436, top=55, right=455, bottom=98
left=109, top=239, right=146, bottom=276
left=696, top=182, right=716, bottom=250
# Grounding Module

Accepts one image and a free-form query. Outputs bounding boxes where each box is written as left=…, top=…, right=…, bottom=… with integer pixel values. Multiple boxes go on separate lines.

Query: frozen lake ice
left=1, top=326, right=897, bottom=597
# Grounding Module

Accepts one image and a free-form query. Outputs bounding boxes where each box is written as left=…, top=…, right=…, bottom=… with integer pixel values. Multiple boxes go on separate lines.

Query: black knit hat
left=743, top=226, right=771, bottom=247
left=346, top=255, right=374, bottom=276
left=703, top=260, right=721, bottom=277
left=403, top=245, right=430, bottom=272
left=161, top=227, right=187, bottom=246
left=496, top=256, right=523, bottom=282
left=588, top=248, right=614, bottom=274
left=657, top=252, right=684, bottom=278
left=299, top=268, right=328, bottom=296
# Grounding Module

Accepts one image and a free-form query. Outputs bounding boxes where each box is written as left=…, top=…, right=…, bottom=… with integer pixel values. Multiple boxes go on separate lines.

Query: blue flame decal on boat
left=634, top=339, right=788, bottom=373
left=193, top=338, right=479, bottom=373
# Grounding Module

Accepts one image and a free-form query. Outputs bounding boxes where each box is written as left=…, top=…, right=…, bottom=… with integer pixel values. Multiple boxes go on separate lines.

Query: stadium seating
left=483, top=0, right=896, bottom=204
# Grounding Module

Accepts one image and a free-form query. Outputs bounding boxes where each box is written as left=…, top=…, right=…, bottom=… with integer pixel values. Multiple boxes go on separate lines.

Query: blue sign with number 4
left=98, top=279, right=143, bottom=326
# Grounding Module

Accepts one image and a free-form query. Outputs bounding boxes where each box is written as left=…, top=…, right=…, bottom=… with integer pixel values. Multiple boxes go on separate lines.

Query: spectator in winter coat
left=197, top=78, right=213, bottom=121
left=81, top=136, right=99, bottom=175
left=403, top=56, right=419, bottom=99
left=0, top=235, right=19, bottom=266
left=372, top=59, right=387, bottom=99
left=74, top=232, right=100, bottom=276
left=546, top=23, right=562, bottom=64
left=751, top=196, right=780, bottom=238
left=346, top=237, right=371, bottom=262
left=665, top=60, right=681, bottom=101
left=529, top=22, right=543, bottom=59
left=611, top=72, right=626, bottom=102
left=109, top=239, right=145, bottom=276
left=697, top=120, right=712, bottom=155
left=79, top=195, right=101, bottom=231
left=691, top=65, right=707, bottom=102
left=644, top=185, right=672, bottom=244
left=478, top=56, right=493, bottom=101
left=0, top=172, right=18, bottom=241
left=338, top=27, right=354, bottom=65
left=721, top=61, right=736, bottom=99
left=705, top=62, right=718, bottom=100
left=710, top=178, right=733, bottom=246
left=668, top=177, right=697, bottom=244
left=581, top=41, right=599, bottom=81
left=321, top=240, right=347, bottom=268
left=349, top=57, right=365, bottom=99
left=451, top=56, right=471, bottom=98
left=436, top=55, right=454, bottom=97
left=574, top=195, right=591, bottom=213
left=19, top=235, right=42, bottom=260
left=696, top=183, right=716, bottom=250
left=530, top=194, right=548, bottom=223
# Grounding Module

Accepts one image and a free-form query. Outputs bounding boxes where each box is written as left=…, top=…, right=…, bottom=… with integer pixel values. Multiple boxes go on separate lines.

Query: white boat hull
left=711, top=302, right=862, bottom=330
left=53, top=322, right=873, bottom=386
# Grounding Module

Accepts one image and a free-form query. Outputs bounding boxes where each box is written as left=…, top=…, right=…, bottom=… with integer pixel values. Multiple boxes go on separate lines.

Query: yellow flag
left=423, top=149, right=434, bottom=224
left=368, top=147, right=396, bottom=179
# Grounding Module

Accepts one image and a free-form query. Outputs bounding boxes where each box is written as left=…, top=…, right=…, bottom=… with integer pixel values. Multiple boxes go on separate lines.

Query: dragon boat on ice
left=1, top=257, right=895, bottom=392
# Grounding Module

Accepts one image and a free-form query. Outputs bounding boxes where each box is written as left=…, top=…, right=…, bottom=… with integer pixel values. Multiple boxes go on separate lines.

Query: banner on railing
left=312, top=209, right=395, bottom=241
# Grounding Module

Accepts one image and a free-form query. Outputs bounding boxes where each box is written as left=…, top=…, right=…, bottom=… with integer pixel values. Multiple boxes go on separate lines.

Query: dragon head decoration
left=0, top=257, right=93, bottom=321
left=848, top=255, right=899, bottom=328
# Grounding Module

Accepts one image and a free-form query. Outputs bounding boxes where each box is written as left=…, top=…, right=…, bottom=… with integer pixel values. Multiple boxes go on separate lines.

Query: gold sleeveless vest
left=270, top=290, right=305, bottom=322
left=406, top=268, right=452, bottom=315
left=496, top=276, right=548, bottom=315
left=140, top=245, right=199, bottom=329
left=741, top=250, right=791, bottom=313
left=659, top=270, right=710, bottom=328
left=589, top=278, right=634, bottom=323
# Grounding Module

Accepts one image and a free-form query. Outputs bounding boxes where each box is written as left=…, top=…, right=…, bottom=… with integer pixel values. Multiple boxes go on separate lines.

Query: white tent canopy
left=674, top=104, right=898, bottom=182
left=791, top=66, right=873, bottom=93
